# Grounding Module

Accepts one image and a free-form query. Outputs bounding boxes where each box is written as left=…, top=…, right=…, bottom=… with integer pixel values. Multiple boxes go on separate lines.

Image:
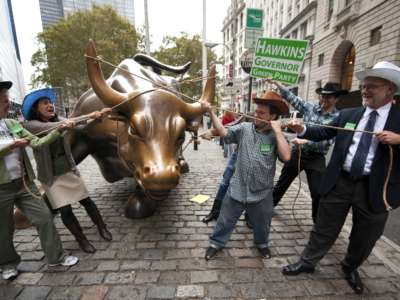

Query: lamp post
left=204, top=42, right=234, bottom=109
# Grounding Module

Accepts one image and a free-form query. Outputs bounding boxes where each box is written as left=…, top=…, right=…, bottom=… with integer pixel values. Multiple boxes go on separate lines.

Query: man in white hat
left=281, top=61, right=400, bottom=294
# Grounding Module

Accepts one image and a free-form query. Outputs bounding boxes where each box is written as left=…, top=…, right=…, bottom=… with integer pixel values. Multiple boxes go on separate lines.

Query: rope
left=383, top=145, right=394, bottom=211
left=290, top=144, right=302, bottom=227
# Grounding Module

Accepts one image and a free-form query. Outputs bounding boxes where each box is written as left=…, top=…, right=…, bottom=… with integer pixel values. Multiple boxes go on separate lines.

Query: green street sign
left=250, top=37, right=309, bottom=85
left=246, top=8, right=263, bottom=29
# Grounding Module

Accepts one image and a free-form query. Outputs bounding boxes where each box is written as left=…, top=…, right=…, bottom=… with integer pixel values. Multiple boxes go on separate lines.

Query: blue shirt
left=279, top=87, right=339, bottom=155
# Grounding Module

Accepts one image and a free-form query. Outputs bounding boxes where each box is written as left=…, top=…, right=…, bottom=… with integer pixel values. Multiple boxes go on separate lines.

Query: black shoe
left=202, top=210, right=219, bottom=223
left=258, top=247, right=271, bottom=258
left=205, top=247, right=220, bottom=260
left=342, top=266, right=363, bottom=294
left=282, top=260, right=315, bottom=276
left=202, top=200, right=221, bottom=223
left=244, top=213, right=253, bottom=229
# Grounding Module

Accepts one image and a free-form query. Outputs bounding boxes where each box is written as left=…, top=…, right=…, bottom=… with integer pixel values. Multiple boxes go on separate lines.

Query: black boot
left=87, top=204, right=112, bottom=241
left=202, top=200, right=221, bottom=223
left=64, top=221, right=96, bottom=253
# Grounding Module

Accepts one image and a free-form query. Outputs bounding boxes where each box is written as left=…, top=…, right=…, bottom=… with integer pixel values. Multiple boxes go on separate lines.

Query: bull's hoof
left=125, top=193, right=156, bottom=219
left=14, top=208, right=32, bottom=229
left=178, top=159, right=190, bottom=174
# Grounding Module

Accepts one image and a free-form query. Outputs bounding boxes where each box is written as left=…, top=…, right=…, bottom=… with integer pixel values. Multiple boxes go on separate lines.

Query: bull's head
left=86, top=41, right=214, bottom=196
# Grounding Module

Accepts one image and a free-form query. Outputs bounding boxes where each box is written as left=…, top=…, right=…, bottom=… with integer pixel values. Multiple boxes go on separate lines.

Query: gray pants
left=209, top=193, right=273, bottom=249
left=301, top=172, right=388, bottom=270
left=0, top=178, right=66, bottom=268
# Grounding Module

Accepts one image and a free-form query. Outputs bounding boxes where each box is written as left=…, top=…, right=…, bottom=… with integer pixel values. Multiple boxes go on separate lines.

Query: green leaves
left=31, top=5, right=143, bottom=106
left=153, top=33, right=218, bottom=100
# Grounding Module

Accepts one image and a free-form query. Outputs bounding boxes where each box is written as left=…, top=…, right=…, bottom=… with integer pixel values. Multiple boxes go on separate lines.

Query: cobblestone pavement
left=1, top=138, right=400, bottom=299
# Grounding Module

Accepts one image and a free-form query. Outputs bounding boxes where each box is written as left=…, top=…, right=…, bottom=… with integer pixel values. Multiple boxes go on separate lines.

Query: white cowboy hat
left=356, top=61, right=400, bottom=91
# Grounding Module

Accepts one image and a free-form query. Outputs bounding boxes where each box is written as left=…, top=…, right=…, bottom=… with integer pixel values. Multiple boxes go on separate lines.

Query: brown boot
left=88, top=206, right=112, bottom=241
left=64, top=221, right=96, bottom=253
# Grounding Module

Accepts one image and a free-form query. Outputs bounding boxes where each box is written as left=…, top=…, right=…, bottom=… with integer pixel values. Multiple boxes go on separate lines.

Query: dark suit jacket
left=303, top=104, right=400, bottom=213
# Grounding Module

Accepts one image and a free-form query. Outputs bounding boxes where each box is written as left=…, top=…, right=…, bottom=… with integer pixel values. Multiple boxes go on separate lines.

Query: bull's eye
left=128, top=126, right=143, bottom=140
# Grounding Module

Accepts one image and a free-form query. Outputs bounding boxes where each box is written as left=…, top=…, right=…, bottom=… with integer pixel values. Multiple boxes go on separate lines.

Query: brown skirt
left=42, top=172, right=89, bottom=209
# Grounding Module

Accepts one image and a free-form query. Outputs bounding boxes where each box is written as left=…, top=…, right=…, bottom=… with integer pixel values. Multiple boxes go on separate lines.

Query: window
left=318, top=53, right=324, bottom=67
left=288, top=5, right=292, bottom=19
left=300, top=21, right=307, bottom=39
left=345, top=0, right=352, bottom=6
left=370, top=26, right=382, bottom=46
left=240, top=13, right=243, bottom=29
left=292, top=29, right=298, bottom=39
left=316, top=80, right=322, bottom=90
left=328, top=0, right=334, bottom=21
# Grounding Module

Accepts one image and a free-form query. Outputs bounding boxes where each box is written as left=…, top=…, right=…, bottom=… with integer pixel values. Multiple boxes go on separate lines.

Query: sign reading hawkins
left=250, top=38, right=309, bottom=85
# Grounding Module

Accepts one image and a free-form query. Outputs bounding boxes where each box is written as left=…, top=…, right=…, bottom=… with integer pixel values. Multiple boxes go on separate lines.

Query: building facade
left=0, top=0, right=25, bottom=109
left=221, top=0, right=400, bottom=111
left=308, top=0, right=400, bottom=107
left=39, top=0, right=135, bottom=29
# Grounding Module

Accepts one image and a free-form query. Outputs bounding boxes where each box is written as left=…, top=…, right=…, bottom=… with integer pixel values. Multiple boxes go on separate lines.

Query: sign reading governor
left=250, top=38, right=309, bottom=85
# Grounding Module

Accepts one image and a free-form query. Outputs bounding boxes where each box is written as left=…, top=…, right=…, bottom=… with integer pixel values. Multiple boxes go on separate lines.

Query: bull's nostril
left=143, top=166, right=151, bottom=174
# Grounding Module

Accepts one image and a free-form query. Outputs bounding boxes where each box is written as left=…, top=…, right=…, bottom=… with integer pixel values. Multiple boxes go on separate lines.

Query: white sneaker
left=2, top=268, right=18, bottom=280
left=49, top=255, right=79, bottom=267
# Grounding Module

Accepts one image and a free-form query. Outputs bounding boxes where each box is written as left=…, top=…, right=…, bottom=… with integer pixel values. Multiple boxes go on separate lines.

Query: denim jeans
left=209, top=194, right=273, bottom=249
left=214, top=151, right=237, bottom=205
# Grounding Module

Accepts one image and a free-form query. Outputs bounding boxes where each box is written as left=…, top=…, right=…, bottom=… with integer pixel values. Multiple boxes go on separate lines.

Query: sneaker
left=49, top=255, right=79, bottom=267
left=205, top=246, right=221, bottom=260
left=2, top=268, right=18, bottom=280
left=258, top=247, right=271, bottom=259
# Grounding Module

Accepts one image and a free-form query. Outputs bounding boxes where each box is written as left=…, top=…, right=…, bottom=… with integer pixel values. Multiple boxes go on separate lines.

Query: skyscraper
left=0, top=0, right=25, bottom=105
left=39, top=0, right=135, bottom=29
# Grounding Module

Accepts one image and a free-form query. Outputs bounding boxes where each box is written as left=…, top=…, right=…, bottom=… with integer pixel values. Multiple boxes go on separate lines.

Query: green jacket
left=0, top=118, right=61, bottom=185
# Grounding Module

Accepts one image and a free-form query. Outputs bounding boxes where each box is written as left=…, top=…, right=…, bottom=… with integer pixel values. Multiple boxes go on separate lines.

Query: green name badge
left=344, top=122, right=356, bottom=130
left=260, top=143, right=271, bottom=155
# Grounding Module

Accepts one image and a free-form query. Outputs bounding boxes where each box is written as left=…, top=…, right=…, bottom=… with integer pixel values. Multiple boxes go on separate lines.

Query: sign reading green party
left=246, top=8, right=263, bottom=29
left=250, top=38, right=309, bottom=85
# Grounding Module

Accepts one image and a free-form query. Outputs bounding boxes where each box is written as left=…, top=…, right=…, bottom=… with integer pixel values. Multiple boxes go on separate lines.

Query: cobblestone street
left=1, top=137, right=400, bottom=299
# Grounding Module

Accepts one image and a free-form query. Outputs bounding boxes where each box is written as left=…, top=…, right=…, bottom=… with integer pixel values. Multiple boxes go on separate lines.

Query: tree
left=31, top=5, right=143, bottom=106
left=153, top=33, right=219, bottom=100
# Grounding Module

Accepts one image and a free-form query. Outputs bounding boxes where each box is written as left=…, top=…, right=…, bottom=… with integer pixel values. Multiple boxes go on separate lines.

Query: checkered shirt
left=223, top=122, right=278, bottom=204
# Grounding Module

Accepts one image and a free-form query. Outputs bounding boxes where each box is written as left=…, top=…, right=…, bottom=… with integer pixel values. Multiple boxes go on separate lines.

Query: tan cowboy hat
left=253, top=90, right=289, bottom=116
left=356, top=61, right=400, bottom=91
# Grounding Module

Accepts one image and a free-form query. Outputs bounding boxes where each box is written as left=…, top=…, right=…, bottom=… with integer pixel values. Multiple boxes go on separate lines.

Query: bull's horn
left=182, top=65, right=216, bottom=119
left=86, top=40, right=126, bottom=107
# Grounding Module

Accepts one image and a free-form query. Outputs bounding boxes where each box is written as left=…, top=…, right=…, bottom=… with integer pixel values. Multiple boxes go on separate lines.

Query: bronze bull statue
left=68, top=41, right=215, bottom=218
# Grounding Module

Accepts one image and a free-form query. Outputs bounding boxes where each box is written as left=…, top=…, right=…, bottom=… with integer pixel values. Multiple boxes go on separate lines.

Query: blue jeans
left=209, top=194, right=273, bottom=249
left=214, top=151, right=237, bottom=205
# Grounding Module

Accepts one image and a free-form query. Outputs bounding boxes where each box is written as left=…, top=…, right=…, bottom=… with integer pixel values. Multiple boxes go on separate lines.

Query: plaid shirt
left=223, top=122, right=278, bottom=204
left=279, top=87, right=339, bottom=155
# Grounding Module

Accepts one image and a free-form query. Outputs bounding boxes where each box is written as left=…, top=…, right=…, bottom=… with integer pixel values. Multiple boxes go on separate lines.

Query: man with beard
left=201, top=91, right=291, bottom=260
left=283, top=61, right=400, bottom=294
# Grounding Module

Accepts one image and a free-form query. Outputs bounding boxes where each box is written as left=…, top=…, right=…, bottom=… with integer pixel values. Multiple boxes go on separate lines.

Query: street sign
left=240, top=49, right=255, bottom=74
left=250, top=37, right=309, bottom=85
left=246, top=8, right=263, bottom=29
left=245, top=8, right=264, bottom=49
left=244, top=28, right=263, bottom=49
